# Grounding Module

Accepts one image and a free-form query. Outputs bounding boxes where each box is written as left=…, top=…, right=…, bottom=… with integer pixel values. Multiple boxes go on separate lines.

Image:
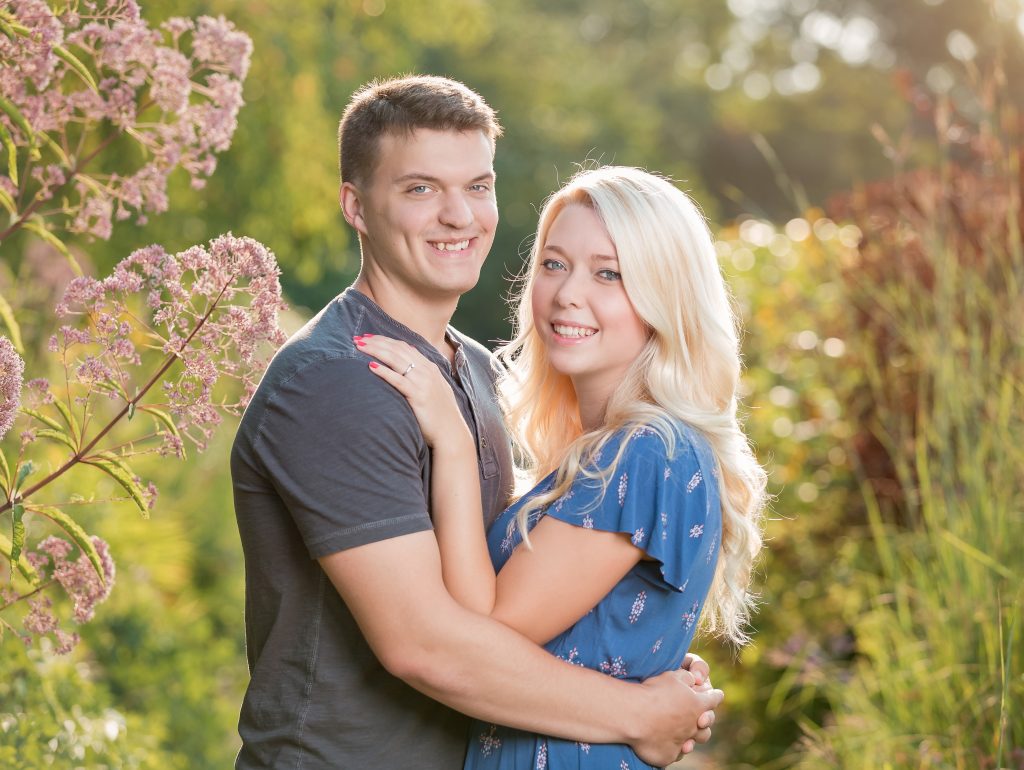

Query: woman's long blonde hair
left=496, top=166, right=767, bottom=645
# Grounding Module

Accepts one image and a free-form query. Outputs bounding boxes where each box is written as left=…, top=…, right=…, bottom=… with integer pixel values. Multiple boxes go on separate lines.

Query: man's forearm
left=321, top=532, right=714, bottom=765
left=390, top=594, right=649, bottom=745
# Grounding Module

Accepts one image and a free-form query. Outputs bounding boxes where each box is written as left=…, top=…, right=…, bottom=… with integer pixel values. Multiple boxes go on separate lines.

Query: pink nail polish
left=356, top=339, right=366, bottom=347
left=362, top=333, right=374, bottom=338
left=369, top=362, right=379, bottom=369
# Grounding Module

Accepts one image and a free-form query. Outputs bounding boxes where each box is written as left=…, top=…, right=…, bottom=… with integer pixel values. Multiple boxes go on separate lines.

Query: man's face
left=348, top=128, right=498, bottom=303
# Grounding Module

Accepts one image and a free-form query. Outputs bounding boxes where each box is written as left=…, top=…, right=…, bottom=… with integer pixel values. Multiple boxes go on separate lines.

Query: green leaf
left=28, top=505, right=106, bottom=586
left=83, top=454, right=149, bottom=516
left=20, top=407, right=62, bottom=431
left=52, top=398, right=80, bottom=440
left=53, top=45, right=99, bottom=93
left=39, top=132, right=69, bottom=166
left=0, top=449, right=9, bottom=497
left=10, top=501, right=24, bottom=564
left=138, top=405, right=185, bottom=457
left=35, top=428, right=78, bottom=453
left=20, top=218, right=83, bottom=276
left=13, top=459, right=33, bottom=494
left=0, top=95, right=33, bottom=143
left=0, top=122, right=18, bottom=185
left=127, top=401, right=135, bottom=421
left=0, top=11, right=32, bottom=39
left=0, top=184, right=15, bottom=215
left=0, top=293, right=23, bottom=352
left=0, top=530, right=39, bottom=586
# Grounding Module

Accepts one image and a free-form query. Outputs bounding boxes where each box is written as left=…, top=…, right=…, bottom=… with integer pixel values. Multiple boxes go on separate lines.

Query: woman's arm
left=357, top=334, right=496, bottom=613
left=356, top=335, right=661, bottom=645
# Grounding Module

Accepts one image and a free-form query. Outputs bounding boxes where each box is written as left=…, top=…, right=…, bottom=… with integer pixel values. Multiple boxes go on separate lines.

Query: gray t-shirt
left=231, top=288, right=514, bottom=769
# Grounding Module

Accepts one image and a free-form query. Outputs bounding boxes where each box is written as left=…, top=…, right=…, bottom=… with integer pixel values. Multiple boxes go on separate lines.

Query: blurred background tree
left=3, top=0, right=1021, bottom=767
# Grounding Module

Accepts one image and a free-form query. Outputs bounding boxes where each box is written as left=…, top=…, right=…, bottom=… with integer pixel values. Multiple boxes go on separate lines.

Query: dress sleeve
left=544, top=427, right=722, bottom=592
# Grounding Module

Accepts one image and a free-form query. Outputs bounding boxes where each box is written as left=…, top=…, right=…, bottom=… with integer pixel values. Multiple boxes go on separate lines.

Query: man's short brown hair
left=338, top=75, right=502, bottom=188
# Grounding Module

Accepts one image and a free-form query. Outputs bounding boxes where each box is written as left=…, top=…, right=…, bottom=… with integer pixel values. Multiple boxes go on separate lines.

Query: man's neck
left=352, top=276, right=457, bottom=360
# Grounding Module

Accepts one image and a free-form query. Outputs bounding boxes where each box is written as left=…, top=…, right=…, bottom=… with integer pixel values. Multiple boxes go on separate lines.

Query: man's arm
left=320, top=530, right=722, bottom=767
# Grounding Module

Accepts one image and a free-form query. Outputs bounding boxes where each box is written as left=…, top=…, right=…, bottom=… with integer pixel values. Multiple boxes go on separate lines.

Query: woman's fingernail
left=369, top=361, right=379, bottom=369
left=362, top=333, right=374, bottom=338
left=356, top=339, right=366, bottom=347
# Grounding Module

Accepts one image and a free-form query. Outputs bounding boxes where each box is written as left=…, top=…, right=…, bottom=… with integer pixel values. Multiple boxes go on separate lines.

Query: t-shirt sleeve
left=545, top=428, right=722, bottom=592
left=251, top=356, right=433, bottom=559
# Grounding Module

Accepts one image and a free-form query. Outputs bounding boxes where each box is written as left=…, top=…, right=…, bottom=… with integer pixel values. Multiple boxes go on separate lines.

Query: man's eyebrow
left=393, top=172, right=496, bottom=185
left=541, top=244, right=618, bottom=262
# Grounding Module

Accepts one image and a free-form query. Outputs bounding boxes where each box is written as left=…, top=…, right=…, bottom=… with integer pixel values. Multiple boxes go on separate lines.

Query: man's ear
left=340, top=182, right=368, bottom=236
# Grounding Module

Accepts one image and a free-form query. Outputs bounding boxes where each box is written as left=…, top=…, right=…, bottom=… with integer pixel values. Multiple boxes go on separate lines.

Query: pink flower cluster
left=54, top=233, right=286, bottom=451
left=1, top=0, right=252, bottom=238
left=17, top=534, right=116, bottom=653
left=0, top=335, right=25, bottom=441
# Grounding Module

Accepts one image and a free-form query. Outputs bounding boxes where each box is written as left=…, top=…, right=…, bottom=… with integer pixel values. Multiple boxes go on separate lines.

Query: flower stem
left=0, top=279, right=232, bottom=515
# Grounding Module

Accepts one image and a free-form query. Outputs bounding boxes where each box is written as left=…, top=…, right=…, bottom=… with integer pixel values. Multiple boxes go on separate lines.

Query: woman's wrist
left=430, top=426, right=477, bottom=459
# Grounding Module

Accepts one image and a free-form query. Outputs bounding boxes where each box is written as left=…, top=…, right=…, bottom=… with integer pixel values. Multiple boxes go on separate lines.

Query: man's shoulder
left=448, top=326, right=498, bottom=369
left=255, top=293, right=370, bottom=395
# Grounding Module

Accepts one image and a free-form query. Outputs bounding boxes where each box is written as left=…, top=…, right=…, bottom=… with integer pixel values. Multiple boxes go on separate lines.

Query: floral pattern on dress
left=553, top=489, right=574, bottom=512
left=599, top=656, right=628, bottom=678
left=682, top=601, right=700, bottom=631
left=707, top=533, right=719, bottom=564
left=559, top=646, right=584, bottom=666
left=628, top=591, right=647, bottom=623
left=686, top=469, right=703, bottom=493
left=479, top=724, right=502, bottom=757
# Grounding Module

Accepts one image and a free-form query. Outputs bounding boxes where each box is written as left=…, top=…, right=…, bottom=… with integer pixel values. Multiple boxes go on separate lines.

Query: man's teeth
left=553, top=324, right=596, bottom=338
left=431, top=240, right=470, bottom=251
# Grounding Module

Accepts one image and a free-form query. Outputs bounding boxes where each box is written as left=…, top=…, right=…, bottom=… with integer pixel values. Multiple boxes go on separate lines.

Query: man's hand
left=678, top=651, right=716, bottom=752
left=629, top=668, right=724, bottom=767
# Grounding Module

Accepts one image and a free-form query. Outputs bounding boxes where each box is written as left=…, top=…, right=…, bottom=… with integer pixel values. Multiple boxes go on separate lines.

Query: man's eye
left=409, top=185, right=430, bottom=194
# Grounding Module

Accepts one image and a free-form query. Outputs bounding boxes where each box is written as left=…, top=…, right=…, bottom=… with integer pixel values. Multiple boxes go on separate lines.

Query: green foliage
left=794, top=83, right=1024, bottom=769
left=691, top=213, right=864, bottom=768
left=0, top=640, right=169, bottom=769
left=0, top=431, right=247, bottom=767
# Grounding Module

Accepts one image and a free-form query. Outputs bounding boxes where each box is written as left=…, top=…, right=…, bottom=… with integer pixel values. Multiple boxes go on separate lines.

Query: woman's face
left=531, top=204, right=650, bottom=401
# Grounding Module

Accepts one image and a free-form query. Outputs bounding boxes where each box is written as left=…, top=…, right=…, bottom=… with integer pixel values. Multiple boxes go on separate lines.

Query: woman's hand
left=355, top=334, right=473, bottom=451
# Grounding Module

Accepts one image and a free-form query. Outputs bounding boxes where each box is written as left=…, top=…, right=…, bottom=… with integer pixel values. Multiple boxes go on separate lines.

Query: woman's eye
left=541, top=258, right=565, bottom=271
left=597, top=269, right=622, bottom=281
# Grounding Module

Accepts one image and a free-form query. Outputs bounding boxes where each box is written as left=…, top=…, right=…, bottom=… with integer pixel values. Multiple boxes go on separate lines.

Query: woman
left=357, top=166, right=766, bottom=769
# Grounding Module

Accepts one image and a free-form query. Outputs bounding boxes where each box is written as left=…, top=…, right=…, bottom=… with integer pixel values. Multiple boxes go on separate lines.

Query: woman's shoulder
left=610, top=417, right=713, bottom=469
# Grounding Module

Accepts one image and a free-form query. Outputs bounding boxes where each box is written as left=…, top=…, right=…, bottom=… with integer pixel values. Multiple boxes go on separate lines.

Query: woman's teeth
left=553, top=324, right=596, bottom=338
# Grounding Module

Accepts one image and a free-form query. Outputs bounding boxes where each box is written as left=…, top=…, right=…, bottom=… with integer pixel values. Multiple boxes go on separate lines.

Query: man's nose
left=439, top=192, right=473, bottom=229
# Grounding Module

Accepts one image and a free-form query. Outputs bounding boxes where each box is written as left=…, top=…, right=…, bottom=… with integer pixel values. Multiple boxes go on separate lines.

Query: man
left=231, top=75, right=723, bottom=769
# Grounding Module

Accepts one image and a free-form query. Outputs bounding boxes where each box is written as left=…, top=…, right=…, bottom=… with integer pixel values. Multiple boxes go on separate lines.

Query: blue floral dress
left=463, top=422, right=722, bottom=770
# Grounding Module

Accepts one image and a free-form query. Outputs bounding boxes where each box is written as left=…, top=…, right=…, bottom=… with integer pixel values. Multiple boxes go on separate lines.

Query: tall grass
left=799, top=76, right=1024, bottom=769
